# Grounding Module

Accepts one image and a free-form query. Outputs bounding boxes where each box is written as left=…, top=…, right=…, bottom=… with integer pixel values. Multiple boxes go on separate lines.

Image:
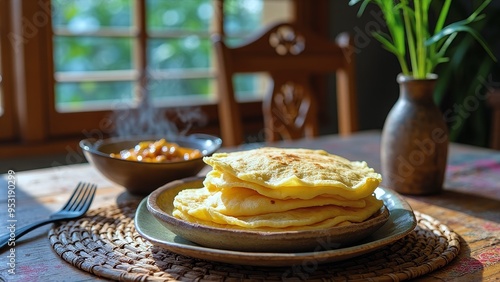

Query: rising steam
left=110, top=96, right=207, bottom=138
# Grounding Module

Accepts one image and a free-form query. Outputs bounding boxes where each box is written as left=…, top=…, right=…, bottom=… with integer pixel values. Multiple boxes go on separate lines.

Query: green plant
left=433, top=3, right=500, bottom=147
left=349, top=0, right=496, bottom=78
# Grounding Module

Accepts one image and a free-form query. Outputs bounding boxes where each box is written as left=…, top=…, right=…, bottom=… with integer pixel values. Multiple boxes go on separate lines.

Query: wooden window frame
left=0, top=0, right=329, bottom=158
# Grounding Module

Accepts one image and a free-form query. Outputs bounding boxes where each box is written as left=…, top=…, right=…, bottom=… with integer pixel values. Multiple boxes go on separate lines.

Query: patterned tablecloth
left=263, top=131, right=500, bottom=200
left=446, top=149, right=500, bottom=200
left=1, top=131, right=498, bottom=281
left=261, top=132, right=500, bottom=280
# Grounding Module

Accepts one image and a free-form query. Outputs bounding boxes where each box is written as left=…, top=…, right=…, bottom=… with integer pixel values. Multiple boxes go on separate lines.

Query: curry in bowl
left=109, top=138, right=202, bottom=163
left=80, top=134, right=222, bottom=195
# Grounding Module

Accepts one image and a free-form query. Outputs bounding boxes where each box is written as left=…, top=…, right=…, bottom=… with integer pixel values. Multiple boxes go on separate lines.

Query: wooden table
left=1, top=131, right=499, bottom=281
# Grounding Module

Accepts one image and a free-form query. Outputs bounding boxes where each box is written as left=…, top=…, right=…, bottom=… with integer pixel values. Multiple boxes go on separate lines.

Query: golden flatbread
left=173, top=147, right=384, bottom=231
left=203, top=148, right=382, bottom=200
left=205, top=169, right=376, bottom=200
left=173, top=194, right=383, bottom=231
left=174, top=186, right=366, bottom=217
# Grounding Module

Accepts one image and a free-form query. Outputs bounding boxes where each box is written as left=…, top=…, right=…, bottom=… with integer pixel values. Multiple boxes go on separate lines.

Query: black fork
left=0, top=182, right=97, bottom=249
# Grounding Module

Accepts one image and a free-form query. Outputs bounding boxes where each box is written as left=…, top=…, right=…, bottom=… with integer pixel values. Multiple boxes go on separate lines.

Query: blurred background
left=1, top=0, right=499, bottom=171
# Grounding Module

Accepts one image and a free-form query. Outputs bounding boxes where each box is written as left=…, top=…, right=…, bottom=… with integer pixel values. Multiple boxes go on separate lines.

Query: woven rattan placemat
left=49, top=201, right=460, bottom=281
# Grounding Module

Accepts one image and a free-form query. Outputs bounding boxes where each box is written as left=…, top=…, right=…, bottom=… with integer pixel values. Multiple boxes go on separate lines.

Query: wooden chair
left=213, top=22, right=358, bottom=147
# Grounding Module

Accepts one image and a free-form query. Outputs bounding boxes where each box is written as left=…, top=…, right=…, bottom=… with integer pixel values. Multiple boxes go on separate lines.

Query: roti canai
left=173, top=147, right=384, bottom=231
left=203, top=147, right=381, bottom=200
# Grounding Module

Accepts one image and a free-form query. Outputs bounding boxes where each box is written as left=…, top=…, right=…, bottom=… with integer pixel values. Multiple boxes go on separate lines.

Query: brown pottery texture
left=381, top=74, right=448, bottom=195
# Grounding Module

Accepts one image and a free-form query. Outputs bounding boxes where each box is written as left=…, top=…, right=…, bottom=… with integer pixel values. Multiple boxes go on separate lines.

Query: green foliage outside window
left=52, top=0, right=266, bottom=109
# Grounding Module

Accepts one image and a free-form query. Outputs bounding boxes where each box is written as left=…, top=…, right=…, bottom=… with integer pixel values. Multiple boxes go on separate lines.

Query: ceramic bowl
left=80, top=134, right=222, bottom=195
left=147, top=177, right=390, bottom=253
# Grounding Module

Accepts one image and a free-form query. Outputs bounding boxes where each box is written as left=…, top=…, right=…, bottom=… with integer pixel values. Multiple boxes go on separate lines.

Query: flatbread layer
left=205, top=169, right=377, bottom=200
left=174, top=186, right=366, bottom=217
left=172, top=147, right=384, bottom=231
left=173, top=191, right=383, bottom=229
left=203, top=148, right=382, bottom=200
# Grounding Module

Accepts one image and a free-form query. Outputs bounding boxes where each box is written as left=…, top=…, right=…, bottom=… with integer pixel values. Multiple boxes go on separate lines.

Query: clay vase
left=381, top=74, right=448, bottom=195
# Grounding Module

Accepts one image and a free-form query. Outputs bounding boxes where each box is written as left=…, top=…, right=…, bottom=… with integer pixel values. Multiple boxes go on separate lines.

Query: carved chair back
left=213, top=22, right=358, bottom=146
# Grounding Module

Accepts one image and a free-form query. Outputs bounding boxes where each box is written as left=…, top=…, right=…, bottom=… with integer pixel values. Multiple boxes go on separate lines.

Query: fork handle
left=0, top=218, right=57, bottom=250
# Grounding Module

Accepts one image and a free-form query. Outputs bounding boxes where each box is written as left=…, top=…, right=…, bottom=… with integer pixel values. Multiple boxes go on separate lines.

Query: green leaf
left=427, top=23, right=497, bottom=62
left=357, top=1, right=373, bottom=17
left=348, top=0, right=364, bottom=5
left=349, top=0, right=372, bottom=17
left=400, top=0, right=418, bottom=74
left=350, top=0, right=495, bottom=76
left=435, top=33, right=457, bottom=57
left=372, top=32, right=400, bottom=55
left=469, top=0, right=492, bottom=20
left=434, top=0, right=452, bottom=34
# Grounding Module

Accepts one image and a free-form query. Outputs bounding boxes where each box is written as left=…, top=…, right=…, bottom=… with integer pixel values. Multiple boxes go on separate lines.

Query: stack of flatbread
left=173, top=147, right=384, bottom=231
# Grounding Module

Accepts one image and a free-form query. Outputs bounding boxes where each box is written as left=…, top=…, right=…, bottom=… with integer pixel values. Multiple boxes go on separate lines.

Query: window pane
left=147, top=0, right=212, bottom=32
left=52, top=0, right=132, bottom=30
left=54, top=36, right=133, bottom=72
left=52, top=0, right=135, bottom=112
left=233, top=73, right=270, bottom=100
left=148, top=38, right=210, bottom=70
left=224, top=0, right=291, bottom=99
left=55, top=81, right=134, bottom=112
left=224, top=0, right=293, bottom=44
left=224, top=0, right=263, bottom=35
left=148, top=78, right=211, bottom=99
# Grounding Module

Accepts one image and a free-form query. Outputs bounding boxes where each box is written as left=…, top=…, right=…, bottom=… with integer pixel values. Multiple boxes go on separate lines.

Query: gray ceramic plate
left=146, top=177, right=391, bottom=253
left=135, top=183, right=416, bottom=267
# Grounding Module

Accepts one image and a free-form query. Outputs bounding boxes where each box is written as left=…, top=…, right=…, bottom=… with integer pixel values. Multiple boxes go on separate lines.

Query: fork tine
left=68, top=183, right=88, bottom=212
left=69, top=183, right=94, bottom=212
left=73, top=183, right=93, bottom=212
left=60, top=182, right=85, bottom=211
left=78, top=184, right=97, bottom=213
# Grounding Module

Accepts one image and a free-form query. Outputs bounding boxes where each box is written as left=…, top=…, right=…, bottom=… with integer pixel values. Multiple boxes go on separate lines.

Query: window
left=48, top=0, right=293, bottom=137
left=52, top=0, right=136, bottom=112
